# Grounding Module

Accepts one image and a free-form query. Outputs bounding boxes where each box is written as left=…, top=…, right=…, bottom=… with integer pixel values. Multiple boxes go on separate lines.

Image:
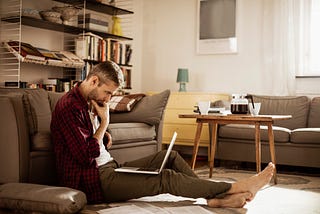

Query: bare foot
left=228, top=162, right=275, bottom=200
left=207, top=192, right=251, bottom=208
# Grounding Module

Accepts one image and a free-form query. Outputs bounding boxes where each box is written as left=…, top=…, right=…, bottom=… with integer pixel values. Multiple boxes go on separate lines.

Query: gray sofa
left=215, top=95, right=320, bottom=168
left=0, top=88, right=170, bottom=185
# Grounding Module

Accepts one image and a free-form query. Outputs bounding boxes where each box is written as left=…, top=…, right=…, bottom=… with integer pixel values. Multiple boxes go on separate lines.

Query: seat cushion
left=108, top=122, right=156, bottom=144
left=219, top=124, right=291, bottom=142
left=0, top=183, right=86, bottom=214
left=291, top=128, right=320, bottom=144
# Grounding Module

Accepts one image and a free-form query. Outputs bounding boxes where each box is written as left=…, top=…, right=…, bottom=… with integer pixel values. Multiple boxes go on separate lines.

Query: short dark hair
left=86, top=61, right=124, bottom=87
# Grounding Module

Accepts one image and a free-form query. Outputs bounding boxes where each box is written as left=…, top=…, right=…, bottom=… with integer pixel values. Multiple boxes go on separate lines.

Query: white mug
left=198, top=101, right=211, bottom=115
left=248, top=103, right=261, bottom=116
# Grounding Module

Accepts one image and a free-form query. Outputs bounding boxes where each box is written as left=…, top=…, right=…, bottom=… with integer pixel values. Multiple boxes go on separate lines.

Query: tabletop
left=178, top=114, right=292, bottom=122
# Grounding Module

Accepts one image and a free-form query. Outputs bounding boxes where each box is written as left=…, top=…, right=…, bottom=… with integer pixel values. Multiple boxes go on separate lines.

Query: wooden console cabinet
left=150, top=92, right=230, bottom=149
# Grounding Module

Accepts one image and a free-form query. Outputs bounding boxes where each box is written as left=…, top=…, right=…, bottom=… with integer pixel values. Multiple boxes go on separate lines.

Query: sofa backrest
left=308, top=97, right=320, bottom=128
left=252, top=95, right=310, bottom=130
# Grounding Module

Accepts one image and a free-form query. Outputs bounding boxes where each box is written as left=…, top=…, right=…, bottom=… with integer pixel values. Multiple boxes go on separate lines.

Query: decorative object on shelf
left=52, top=6, right=80, bottom=25
left=112, top=16, right=123, bottom=36
left=40, top=10, right=62, bottom=24
left=78, top=14, right=109, bottom=33
left=22, top=8, right=41, bottom=19
left=176, top=68, right=189, bottom=92
left=96, top=0, right=115, bottom=6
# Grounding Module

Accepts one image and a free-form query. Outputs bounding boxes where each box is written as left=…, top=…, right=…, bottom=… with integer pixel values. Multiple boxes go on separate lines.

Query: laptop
left=114, top=132, right=177, bottom=175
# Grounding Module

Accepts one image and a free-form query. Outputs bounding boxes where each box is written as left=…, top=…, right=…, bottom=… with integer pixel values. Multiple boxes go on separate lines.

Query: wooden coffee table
left=178, top=113, right=292, bottom=184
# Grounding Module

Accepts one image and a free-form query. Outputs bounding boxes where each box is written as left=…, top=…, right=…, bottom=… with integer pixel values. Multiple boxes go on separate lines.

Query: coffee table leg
left=209, top=122, right=218, bottom=178
left=267, top=123, right=277, bottom=184
left=191, top=122, right=203, bottom=170
left=255, top=123, right=261, bottom=173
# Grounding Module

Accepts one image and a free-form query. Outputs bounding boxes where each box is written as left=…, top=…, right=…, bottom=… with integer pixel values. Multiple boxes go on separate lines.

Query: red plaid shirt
left=51, top=84, right=104, bottom=203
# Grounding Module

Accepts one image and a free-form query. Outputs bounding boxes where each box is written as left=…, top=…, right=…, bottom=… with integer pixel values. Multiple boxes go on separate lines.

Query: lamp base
left=179, top=82, right=187, bottom=92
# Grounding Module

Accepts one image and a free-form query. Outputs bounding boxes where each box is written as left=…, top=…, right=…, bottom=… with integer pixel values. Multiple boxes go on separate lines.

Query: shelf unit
left=0, top=0, right=133, bottom=90
left=2, top=16, right=133, bottom=41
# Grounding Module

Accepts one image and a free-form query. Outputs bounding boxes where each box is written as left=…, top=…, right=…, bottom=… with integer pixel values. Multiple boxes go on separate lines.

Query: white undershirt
left=89, top=110, right=113, bottom=166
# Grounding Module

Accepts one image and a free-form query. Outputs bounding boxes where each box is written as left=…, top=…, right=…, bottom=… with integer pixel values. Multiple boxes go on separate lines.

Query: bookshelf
left=0, top=0, right=133, bottom=91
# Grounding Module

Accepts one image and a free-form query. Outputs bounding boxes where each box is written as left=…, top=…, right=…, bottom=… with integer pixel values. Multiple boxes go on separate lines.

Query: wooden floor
left=181, top=154, right=320, bottom=177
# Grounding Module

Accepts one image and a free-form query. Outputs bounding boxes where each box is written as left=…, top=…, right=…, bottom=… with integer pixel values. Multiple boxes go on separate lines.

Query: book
left=4, top=41, right=46, bottom=63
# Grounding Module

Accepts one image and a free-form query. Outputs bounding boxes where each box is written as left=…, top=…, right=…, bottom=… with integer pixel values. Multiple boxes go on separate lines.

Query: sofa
left=0, top=88, right=170, bottom=186
left=215, top=95, right=320, bottom=168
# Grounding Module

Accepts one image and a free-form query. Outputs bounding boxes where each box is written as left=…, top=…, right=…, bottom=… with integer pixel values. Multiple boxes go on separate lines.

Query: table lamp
left=176, top=68, right=189, bottom=92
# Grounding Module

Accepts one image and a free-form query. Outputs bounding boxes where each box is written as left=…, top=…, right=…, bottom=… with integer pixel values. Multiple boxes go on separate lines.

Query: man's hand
left=91, top=100, right=110, bottom=126
left=105, top=131, right=112, bottom=149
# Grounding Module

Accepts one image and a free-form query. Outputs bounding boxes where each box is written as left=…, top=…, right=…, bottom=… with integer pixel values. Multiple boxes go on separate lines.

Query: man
left=51, top=61, right=275, bottom=208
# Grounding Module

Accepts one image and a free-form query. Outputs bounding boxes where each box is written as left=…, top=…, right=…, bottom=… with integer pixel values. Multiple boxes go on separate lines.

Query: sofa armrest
left=0, top=94, right=29, bottom=183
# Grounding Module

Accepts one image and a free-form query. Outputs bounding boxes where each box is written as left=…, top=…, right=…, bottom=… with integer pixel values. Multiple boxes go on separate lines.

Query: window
left=309, top=0, right=320, bottom=75
left=299, top=0, right=320, bottom=76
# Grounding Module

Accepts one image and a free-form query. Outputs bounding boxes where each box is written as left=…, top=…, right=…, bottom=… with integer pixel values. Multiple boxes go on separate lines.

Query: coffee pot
left=231, top=94, right=249, bottom=114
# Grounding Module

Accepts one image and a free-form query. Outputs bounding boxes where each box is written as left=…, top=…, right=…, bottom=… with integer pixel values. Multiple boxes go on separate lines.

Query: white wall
left=5, top=0, right=319, bottom=95
left=136, top=0, right=320, bottom=96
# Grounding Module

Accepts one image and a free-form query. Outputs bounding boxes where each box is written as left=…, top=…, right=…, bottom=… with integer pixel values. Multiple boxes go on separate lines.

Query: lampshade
left=176, top=68, right=189, bottom=83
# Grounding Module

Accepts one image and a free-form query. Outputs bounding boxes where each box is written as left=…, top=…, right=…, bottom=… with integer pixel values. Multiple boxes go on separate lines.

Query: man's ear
left=90, top=75, right=99, bottom=87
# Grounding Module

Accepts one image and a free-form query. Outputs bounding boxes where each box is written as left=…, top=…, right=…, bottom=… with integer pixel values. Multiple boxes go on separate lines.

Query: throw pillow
left=0, top=183, right=87, bottom=214
left=109, top=93, right=145, bottom=112
left=110, top=89, right=170, bottom=125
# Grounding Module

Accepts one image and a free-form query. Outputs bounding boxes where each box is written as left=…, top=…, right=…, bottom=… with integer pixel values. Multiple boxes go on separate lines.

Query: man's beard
left=87, top=88, right=104, bottom=106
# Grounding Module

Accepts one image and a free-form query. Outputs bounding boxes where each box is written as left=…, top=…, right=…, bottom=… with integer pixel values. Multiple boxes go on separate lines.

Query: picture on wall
left=196, top=0, right=237, bottom=54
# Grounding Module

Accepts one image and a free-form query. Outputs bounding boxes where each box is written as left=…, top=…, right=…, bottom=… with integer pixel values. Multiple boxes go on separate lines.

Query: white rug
left=83, top=167, right=320, bottom=214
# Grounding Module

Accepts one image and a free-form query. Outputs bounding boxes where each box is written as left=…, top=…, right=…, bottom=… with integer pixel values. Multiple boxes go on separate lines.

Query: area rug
left=82, top=166, right=320, bottom=214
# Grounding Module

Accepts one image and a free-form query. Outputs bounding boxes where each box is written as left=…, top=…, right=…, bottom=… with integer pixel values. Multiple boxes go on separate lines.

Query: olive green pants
left=99, top=150, right=231, bottom=202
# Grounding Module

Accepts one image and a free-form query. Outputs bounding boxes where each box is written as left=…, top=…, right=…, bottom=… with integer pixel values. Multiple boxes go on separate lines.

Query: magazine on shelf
left=36, top=47, right=63, bottom=66
left=3, top=41, right=84, bottom=68
left=4, top=41, right=46, bottom=63
left=52, top=50, right=84, bottom=68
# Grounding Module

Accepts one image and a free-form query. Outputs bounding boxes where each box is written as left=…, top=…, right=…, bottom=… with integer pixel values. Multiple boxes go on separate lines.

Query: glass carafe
left=231, top=94, right=249, bottom=114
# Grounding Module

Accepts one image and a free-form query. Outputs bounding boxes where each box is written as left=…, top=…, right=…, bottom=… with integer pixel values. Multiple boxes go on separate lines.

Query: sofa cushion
left=0, top=183, right=86, bottom=214
left=25, top=89, right=52, bottom=133
left=291, top=128, right=320, bottom=144
left=32, top=132, right=53, bottom=151
left=48, top=91, right=65, bottom=112
left=252, top=95, right=310, bottom=130
left=219, top=124, right=291, bottom=142
left=110, top=89, right=170, bottom=125
left=108, top=122, right=156, bottom=144
left=308, top=97, right=320, bottom=128
left=109, top=93, right=145, bottom=112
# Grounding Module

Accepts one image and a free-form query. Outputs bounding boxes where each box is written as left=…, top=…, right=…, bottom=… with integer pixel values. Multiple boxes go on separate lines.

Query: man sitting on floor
left=51, top=61, right=275, bottom=208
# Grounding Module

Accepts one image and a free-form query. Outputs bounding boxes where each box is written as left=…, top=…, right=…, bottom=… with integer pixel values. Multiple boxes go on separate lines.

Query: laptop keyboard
left=137, top=167, right=158, bottom=172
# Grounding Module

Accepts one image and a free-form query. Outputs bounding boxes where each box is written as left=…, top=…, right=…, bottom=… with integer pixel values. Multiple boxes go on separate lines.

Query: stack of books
left=75, top=32, right=132, bottom=65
